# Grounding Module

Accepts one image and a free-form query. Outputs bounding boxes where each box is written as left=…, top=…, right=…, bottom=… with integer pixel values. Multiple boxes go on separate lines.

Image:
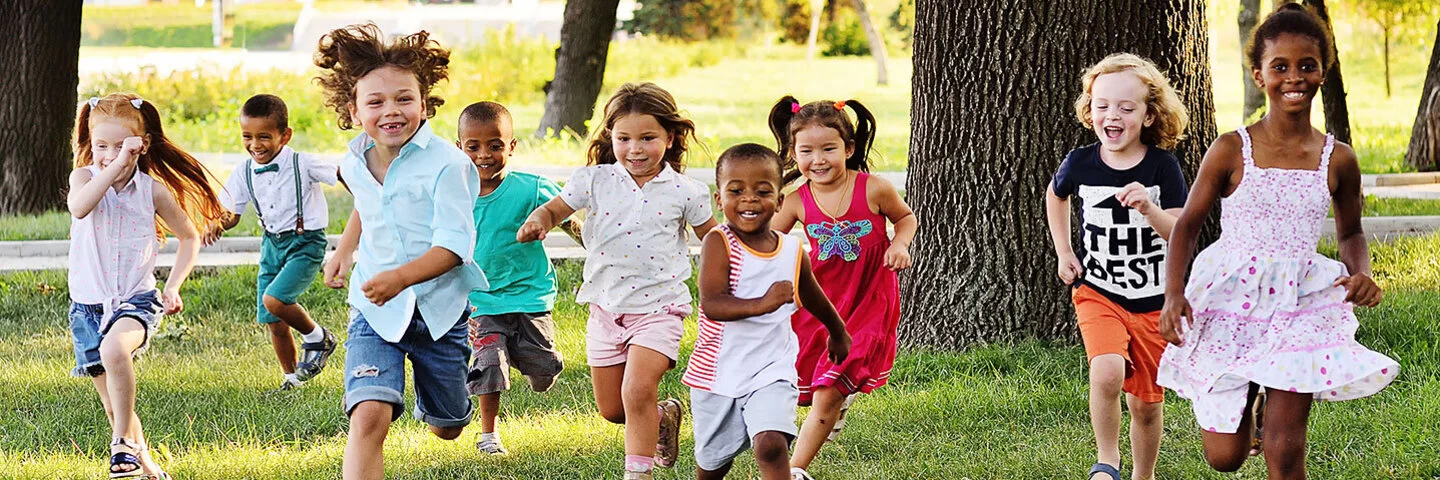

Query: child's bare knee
left=1204, top=448, right=1246, bottom=472
left=98, top=342, right=131, bottom=367
left=429, top=425, right=464, bottom=440
left=620, top=381, right=658, bottom=407
left=751, top=432, right=790, bottom=465
left=262, top=295, right=288, bottom=315
left=348, top=401, right=394, bottom=436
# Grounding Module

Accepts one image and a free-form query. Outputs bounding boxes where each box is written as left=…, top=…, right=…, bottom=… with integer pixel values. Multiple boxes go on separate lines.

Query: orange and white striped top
left=683, top=225, right=803, bottom=397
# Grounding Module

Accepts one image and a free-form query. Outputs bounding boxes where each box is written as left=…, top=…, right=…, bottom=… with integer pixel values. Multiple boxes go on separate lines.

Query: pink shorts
left=585, top=303, right=690, bottom=367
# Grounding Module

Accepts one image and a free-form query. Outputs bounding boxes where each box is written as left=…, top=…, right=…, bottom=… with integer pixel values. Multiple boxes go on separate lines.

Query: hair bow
left=86, top=97, right=146, bottom=109
left=790, top=102, right=802, bottom=114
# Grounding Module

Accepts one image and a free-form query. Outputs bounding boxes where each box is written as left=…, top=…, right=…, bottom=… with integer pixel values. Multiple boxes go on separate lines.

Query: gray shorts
left=690, top=380, right=800, bottom=471
left=466, top=312, right=564, bottom=395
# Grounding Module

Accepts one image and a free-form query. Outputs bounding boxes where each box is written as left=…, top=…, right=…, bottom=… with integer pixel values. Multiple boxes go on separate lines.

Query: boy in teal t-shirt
left=457, top=102, right=581, bottom=455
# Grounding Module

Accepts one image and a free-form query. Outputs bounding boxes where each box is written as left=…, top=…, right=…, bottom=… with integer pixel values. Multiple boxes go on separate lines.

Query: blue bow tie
left=253, top=163, right=279, bottom=174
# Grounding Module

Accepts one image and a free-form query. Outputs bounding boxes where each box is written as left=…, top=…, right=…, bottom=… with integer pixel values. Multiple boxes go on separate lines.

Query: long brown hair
left=767, top=95, right=877, bottom=185
left=74, top=93, right=227, bottom=238
left=314, top=23, right=451, bottom=130
left=587, top=82, right=699, bottom=173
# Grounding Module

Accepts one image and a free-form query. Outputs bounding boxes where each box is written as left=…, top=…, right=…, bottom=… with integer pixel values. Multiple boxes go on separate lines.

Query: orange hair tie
left=833, top=100, right=847, bottom=110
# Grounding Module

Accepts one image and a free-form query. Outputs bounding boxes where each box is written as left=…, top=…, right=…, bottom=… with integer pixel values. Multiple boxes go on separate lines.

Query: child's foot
left=622, top=471, right=653, bottom=480
left=109, top=437, right=145, bottom=478
left=790, top=467, right=815, bottom=480
left=1249, top=389, right=1266, bottom=456
left=272, top=374, right=304, bottom=392
left=294, top=328, right=338, bottom=381
left=654, top=398, right=682, bottom=468
left=476, top=432, right=508, bottom=455
left=827, top=394, right=856, bottom=442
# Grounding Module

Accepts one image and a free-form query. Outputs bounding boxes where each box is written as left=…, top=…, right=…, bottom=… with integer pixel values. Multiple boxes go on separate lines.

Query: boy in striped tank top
left=683, top=144, right=851, bottom=480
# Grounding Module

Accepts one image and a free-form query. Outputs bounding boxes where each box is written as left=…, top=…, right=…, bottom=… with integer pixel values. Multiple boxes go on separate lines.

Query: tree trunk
left=535, top=0, right=621, bottom=139
left=1240, top=0, right=1264, bottom=121
left=850, top=0, right=890, bottom=85
left=902, top=0, right=1217, bottom=348
left=0, top=0, right=81, bottom=215
left=806, top=0, right=823, bottom=60
left=1405, top=19, right=1440, bottom=172
left=1304, top=0, right=1351, bottom=144
left=1383, top=26, right=1392, bottom=98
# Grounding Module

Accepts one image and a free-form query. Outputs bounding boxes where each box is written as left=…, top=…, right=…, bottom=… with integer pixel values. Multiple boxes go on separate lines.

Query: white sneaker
left=476, top=434, right=508, bottom=455
left=622, top=471, right=653, bottom=480
left=791, top=467, right=815, bottom=480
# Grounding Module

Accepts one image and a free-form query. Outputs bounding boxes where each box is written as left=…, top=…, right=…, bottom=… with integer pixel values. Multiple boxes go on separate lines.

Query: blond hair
left=1073, top=53, right=1189, bottom=150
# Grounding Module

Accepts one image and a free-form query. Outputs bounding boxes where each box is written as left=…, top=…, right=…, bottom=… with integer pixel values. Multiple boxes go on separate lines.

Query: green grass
left=81, top=3, right=302, bottom=50
left=2, top=233, right=1438, bottom=478
left=1323, top=195, right=1440, bottom=218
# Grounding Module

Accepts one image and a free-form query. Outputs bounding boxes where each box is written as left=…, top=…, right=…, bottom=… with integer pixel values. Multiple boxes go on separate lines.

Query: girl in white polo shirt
left=519, top=82, right=717, bottom=480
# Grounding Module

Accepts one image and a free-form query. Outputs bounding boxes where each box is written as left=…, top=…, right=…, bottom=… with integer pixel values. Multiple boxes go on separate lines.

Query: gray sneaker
left=295, top=328, right=338, bottom=381
left=654, top=398, right=682, bottom=468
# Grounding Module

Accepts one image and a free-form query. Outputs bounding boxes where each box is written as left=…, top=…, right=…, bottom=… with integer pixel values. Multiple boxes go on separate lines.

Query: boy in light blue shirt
left=316, top=24, right=485, bottom=478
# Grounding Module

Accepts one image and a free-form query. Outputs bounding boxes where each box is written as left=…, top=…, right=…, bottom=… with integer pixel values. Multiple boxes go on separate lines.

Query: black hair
left=715, top=143, right=782, bottom=184
left=1246, top=3, right=1335, bottom=71
left=241, top=94, right=289, bottom=131
left=459, top=101, right=512, bottom=127
left=767, top=95, right=877, bottom=185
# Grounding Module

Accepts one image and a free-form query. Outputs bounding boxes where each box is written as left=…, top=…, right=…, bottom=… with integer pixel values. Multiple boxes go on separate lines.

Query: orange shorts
left=1072, top=284, right=1165, bottom=403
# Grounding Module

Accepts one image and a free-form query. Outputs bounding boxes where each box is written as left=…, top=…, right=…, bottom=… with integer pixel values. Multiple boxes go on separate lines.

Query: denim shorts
left=343, top=307, right=474, bottom=429
left=69, top=290, right=163, bottom=377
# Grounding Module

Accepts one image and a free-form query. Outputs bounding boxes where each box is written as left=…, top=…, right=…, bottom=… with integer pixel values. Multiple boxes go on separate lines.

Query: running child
left=518, top=82, right=718, bottom=480
left=684, top=143, right=851, bottom=480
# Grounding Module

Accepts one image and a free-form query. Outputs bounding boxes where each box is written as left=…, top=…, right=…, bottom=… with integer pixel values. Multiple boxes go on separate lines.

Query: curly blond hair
left=1073, top=53, right=1189, bottom=150
left=313, top=23, right=450, bottom=130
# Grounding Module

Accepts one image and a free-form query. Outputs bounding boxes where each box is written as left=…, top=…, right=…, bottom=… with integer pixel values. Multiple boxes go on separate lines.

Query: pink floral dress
left=1155, top=127, right=1398, bottom=434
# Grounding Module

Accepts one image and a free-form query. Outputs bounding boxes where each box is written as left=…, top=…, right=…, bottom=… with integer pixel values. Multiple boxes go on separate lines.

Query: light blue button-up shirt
left=341, top=121, right=486, bottom=342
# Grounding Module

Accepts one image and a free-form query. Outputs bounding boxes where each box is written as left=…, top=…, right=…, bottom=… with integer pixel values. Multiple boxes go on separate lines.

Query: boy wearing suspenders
left=214, top=95, right=340, bottom=390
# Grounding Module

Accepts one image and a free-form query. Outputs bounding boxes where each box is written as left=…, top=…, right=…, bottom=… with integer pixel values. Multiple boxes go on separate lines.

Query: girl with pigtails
left=767, top=96, right=917, bottom=480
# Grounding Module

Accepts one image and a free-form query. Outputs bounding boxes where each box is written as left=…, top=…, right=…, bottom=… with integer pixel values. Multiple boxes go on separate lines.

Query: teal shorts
left=256, top=230, right=327, bottom=324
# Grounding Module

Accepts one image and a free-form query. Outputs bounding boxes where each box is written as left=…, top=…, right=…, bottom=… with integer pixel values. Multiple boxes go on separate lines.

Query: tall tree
left=0, top=0, right=81, bottom=215
left=806, top=0, right=824, bottom=60
left=1405, top=19, right=1440, bottom=172
left=901, top=0, right=1217, bottom=347
left=1349, top=0, right=1438, bottom=98
left=1240, top=0, right=1265, bottom=121
left=1304, top=0, right=1351, bottom=144
left=850, top=0, right=890, bottom=86
left=535, top=0, right=622, bottom=139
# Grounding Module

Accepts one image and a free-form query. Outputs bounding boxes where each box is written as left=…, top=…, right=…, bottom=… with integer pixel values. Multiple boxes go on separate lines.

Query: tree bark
left=535, top=0, right=621, bottom=139
left=806, top=0, right=823, bottom=60
left=850, top=0, right=890, bottom=85
left=0, top=0, right=81, bottom=215
left=902, top=0, right=1217, bottom=348
left=1240, top=0, right=1265, bottom=121
left=1304, top=0, right=1351, bottom=143
left=1405, top=19, right=1440, bottom=172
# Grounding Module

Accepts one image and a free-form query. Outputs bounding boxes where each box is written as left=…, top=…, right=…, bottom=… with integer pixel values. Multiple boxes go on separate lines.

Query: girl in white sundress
left=1155, top=4, right=1398, bottom=478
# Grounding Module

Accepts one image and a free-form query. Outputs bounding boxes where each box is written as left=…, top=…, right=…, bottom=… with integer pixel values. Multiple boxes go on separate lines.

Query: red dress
left=793, top=172, right=901, bottom=405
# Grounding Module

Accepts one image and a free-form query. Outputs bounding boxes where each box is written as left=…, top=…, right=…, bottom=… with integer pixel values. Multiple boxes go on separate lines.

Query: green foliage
left=778, top=0, right=816, bottom=44
left=821, top=5, right=870, bottom=57
left=886, top=0, right=914, bottom=50
left=626, top=0, right=741, bottom=41
left=81, top=3, right=303, bottom=49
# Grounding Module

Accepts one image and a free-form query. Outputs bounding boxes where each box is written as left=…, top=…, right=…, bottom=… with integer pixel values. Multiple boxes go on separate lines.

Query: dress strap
left=1318, top=133, right=1336, bottom=172
left=1236, top=127, right=1256, bottom=168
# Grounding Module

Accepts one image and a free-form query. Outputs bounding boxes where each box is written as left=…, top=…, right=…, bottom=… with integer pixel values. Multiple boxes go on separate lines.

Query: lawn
left=3, top=233, right=1437, bottom=479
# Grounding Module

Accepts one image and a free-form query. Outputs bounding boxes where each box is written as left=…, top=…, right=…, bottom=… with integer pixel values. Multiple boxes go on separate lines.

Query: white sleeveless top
left=68, top=166, right=159, bottom=331
left=683, top=226, right=803, bottom=397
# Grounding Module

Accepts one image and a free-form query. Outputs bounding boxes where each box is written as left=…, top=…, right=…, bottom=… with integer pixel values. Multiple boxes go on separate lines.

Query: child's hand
left=1333, top=272, right=1383, bottom=307
left=762, top=281, right=795, bottom=312
left=516, top=220, right=547, bottom=243
left=324, top=254, right=353, bottom=289
left=201, top=224, right=224, bottom=247
left=160, top=286, right=184, bottom=315
left=107, top=136, right=144, bottom=171
left=1115, top=182, right=1155, bottom=216
left=827, top=331, right=852, bottom=365
left=1159, top=295, right=1192, bottom=345
left=1056, top=252, right=1084, bottom=285
left=361, top=269, right=408, bottom=306
left=884, top=243, right=912, bottom=271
